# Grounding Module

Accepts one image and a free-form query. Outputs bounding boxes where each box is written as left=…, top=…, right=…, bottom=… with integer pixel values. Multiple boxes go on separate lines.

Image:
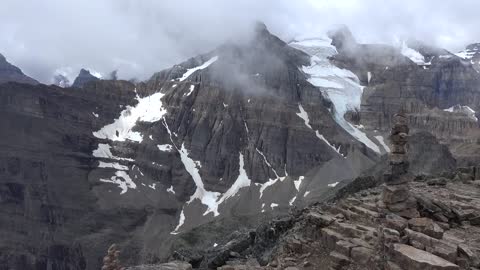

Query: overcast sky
left=1, top=0, right=478, bottom=84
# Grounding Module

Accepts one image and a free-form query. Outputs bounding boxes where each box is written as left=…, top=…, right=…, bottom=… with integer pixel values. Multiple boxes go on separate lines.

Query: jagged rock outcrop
left=160, top=167, right=480, bottom=269
left=72, top=68, right=100, bottom=88
left=0, top=53, right=38, bottom=85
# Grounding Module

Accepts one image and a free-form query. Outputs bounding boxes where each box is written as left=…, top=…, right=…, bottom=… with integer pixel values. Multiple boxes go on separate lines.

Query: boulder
left=427, top=178, right=448, bottom=186
left=408, top=218, right=444, bottom=239
left=383, top=185, right=410, bottom=204
left=392, top=244, right=459, bottom=270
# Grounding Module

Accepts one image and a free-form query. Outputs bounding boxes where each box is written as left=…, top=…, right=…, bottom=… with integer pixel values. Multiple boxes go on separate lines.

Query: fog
left=1, top=0, right=479, bottom=84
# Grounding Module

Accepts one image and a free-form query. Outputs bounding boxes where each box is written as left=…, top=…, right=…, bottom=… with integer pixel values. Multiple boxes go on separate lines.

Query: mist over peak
left=1, top=0, right=480, bottom=84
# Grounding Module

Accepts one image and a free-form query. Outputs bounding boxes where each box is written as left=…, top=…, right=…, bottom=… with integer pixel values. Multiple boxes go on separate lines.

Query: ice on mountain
left=99, top=171, right=136, bottom=194
left=170, top=208, right=185, bottom=235
left=178, top=144, right=221, bottom=216
left=167, top=185, right=175, bottom=194
left=444, top=105, right=478, bottom=121
left=401, top=41, right=430, bottom=65
left=294, top=176, right=304, bottom=191
left=93, top=92, right=167, bottom=143
left=296, top=104, right=345, bottom=157
left=374, top=135, right=391, bottom=152
left=291, top=38, right=381, bottom=154
left=98, top=161, right=128, bottom=171
left=179, top=56, right=218, bottom=82
left=157, top=144, right=174, bottom=152
left=185, top=84, right=195, bottom=96
left=216, top=153, right=251, bottom=205
left=327, top=181, right=339, bottom=187
left=92, top=143, right=134, bottom=161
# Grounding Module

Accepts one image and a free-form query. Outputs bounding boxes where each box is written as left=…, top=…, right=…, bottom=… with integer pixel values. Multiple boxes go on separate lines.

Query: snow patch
left=270, top=203, right=279, bottom=209
left=157, top=144, right=174, bottom=152
left=401, top=42, right=430, bottom=65
left=328, top=182, right=339, bottom=188
left=100, top=171, right=136, bottom=194
left=216, top=153, right=251, bottom=205
left=296, top=104, right=313, bottom=129
left=92, top=143, right=134, bottom=161
left=98, top=161, right=128, bottom=171
left=92, top=112, right=99, bottom=118
left=374, top=135, right=391, bottom=152
left=444, top=105, right=478, bottom=121
left=93, top=92, right=167, bottom=143
left=179, top=56, right=218, bottom=82
left=185, top=84, right=196, bottom=96
left=178, top=144, right=221, bottom=216
left=293, top=176, right=304, bottom=192
left=171, top=208, right=185, bottom=235
left=167, top=185, right=175, bottom=194
left=367, top=72, right=372, bottom=84
left=148, top=183, right=156, bottom=190
left=289, top=196, right=297, bottom=206
left=296, top=104, right=345, bottom=157
left=304, top=191, right=310, bottom=197
left=213, top=243, right=218, bottom=247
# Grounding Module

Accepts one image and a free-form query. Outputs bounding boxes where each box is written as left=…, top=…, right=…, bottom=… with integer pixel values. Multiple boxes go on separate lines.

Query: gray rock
left=392, top=244, right=459, bottom=270
left=126, top=261, right=192, bottom=270
left=408, top=218, right=444, bottom=239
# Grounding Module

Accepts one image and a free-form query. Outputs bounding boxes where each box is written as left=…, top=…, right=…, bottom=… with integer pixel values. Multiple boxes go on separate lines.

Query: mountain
left=0, top=23, right=478, bottom=270
left=0, top=53, right=38, bottom=85
left=72, top=68, right=100, bottom=88
left=325, top=27, right=480, bottom=165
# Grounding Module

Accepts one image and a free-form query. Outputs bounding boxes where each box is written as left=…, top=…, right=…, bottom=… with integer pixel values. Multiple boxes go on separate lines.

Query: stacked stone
left=382, top=113, right=419, bottom=219
left=102, top=244, right=124, bottom=270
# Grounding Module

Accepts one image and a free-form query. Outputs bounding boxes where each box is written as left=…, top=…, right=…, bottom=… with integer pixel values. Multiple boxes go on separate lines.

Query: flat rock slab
left=392, top=244, right=459, bottom=270
left=126, top=261, right=192, bottom=270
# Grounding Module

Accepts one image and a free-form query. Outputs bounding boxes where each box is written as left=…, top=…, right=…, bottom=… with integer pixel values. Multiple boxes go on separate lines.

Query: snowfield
left=290, top=38, right=380, bottom=153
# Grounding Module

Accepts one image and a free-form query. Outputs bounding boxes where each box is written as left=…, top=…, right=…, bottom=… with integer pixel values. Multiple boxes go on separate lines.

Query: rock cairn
left=382, top=113, right=419, bottom=219
left=102, top=244, right=124, bottom=270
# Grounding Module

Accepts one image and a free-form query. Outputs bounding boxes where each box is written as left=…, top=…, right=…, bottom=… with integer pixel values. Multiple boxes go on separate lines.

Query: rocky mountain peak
left=72, top=68, right=100, bottom=88
left=0, top=53, right=38, bottom=85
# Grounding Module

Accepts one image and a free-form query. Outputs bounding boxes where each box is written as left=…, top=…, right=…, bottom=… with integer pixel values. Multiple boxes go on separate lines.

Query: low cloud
left=1, top=0, right=479, bottom=83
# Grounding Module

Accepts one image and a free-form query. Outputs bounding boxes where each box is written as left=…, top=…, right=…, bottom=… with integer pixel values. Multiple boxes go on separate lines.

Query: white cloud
left=1, top=0, right=479, bottom=83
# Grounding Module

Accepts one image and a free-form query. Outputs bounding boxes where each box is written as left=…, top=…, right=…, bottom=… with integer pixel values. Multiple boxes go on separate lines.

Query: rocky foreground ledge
left=124, top=167, right=480, bottom=270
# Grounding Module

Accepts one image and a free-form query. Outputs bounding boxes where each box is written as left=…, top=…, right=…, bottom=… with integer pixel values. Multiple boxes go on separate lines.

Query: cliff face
left=0, top=26, right=381, bottom=270
left=1, top=23, right=478, bottom=270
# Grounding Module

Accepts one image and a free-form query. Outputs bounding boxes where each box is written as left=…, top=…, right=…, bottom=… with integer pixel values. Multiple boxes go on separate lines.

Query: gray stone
left=392, top=244, right=459, bottom=270
left=427, top=178, right=448, bottom=186
left=126, top=261, right=192, bottom=270
left=408, top=218, right=444, bottom=239
left=383, top=185, right=410, bottom=204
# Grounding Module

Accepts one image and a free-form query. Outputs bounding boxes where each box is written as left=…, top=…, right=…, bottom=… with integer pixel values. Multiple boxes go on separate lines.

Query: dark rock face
left=72, top=69, right=100, bottom=88
left=0, top=24, right=476, bottom=270
left=0, top=26, right=379, bottom=270
left=0, top=53, right=38, bottom=85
